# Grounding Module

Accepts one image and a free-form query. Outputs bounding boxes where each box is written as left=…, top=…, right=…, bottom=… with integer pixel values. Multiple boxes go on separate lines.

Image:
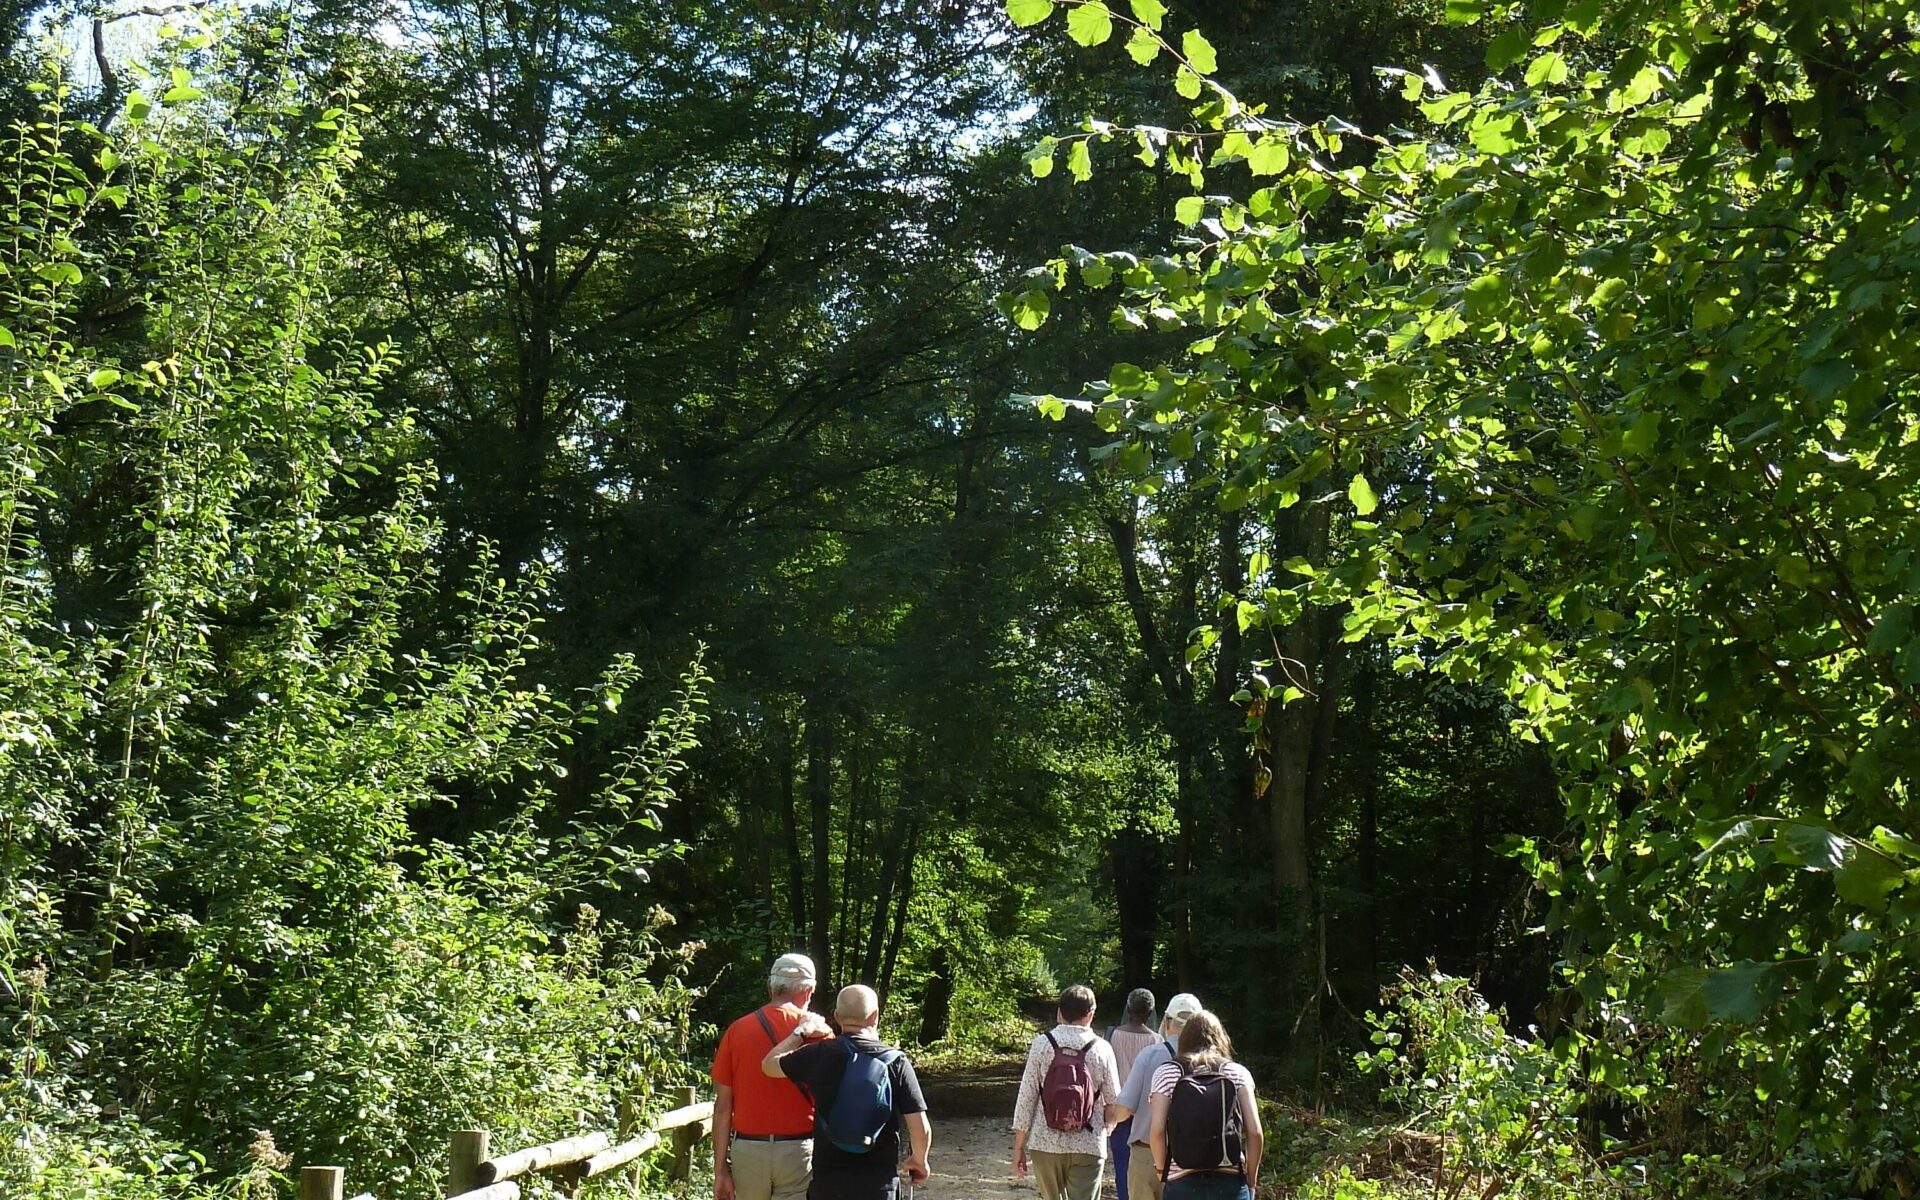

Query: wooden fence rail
left=298, top=1087, right=714, bottom=1200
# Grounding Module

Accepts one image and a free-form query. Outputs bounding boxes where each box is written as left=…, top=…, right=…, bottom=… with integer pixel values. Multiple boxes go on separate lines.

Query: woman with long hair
left=1145, top=1010, right=1264, bottom=1199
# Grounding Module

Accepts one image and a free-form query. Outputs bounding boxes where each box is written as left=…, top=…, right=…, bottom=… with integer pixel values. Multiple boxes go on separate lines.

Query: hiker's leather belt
left=734, top=1132, right=812, bottom=1142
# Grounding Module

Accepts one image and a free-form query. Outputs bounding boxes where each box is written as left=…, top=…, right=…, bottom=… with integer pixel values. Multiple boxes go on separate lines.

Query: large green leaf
left=1006, top=0, right=1055, bottom=26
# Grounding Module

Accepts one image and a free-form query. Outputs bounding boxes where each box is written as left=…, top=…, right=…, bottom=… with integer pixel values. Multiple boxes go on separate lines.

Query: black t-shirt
left=779, top=1034, right=927, bottom=1182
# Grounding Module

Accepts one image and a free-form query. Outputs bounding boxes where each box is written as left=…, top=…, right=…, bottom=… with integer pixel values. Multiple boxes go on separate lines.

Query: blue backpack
left=820, top=1037, right=904, bottom=1154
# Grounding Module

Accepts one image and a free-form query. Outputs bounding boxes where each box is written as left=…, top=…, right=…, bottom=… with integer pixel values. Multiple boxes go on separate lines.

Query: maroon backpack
left=1040, top=1031, right=1097, bottom=1132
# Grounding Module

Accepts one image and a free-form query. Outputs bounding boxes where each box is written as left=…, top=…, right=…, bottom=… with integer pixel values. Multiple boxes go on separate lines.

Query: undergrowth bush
left=2, top=25, right=704, bottom=1200
left=1355, top=970, right=1620, bottom=1200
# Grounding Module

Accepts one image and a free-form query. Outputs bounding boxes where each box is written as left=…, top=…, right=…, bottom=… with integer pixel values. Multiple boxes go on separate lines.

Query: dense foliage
left=1, top=40, right=703, bottom=1200
left=1014, top=0, right=1920, bottom=1190
left=6, top=0, right=1914, bottom=1193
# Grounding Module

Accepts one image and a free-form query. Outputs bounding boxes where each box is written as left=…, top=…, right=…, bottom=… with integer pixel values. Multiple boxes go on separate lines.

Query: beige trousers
left=728, top=1137, right=812, bottom=1200
left=1030, top=1149, right=1103, bottom=1200
left=1127, top=1144, right=1163, bottom=1200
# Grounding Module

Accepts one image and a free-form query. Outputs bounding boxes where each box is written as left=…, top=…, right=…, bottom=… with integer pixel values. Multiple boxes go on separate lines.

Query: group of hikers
left=711, top=953, right=1263, bottom=1200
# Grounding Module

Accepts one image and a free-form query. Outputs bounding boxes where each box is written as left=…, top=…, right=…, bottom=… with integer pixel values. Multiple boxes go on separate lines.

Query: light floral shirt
left=1011, top=1025, right=1121, bottom=1158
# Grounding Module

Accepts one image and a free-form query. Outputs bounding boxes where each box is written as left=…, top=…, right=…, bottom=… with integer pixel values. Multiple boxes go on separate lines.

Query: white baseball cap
left=1164, top=993, right=1202, bottom=1021
left=769, top=953, right=817, bottom=988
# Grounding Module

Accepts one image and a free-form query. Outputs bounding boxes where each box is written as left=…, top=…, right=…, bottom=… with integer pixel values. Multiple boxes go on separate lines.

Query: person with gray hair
left=1109, top=992, right=1203, bottom=1200
left=710, top=953, right=826, bottom=1200
left=761, top=984, right=931, bottom=1199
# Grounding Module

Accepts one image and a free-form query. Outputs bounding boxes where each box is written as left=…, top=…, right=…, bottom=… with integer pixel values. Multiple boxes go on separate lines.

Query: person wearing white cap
left=711, top=953, right=826, bottom=1200
left=1109, top=992, right=1203, bottom=1200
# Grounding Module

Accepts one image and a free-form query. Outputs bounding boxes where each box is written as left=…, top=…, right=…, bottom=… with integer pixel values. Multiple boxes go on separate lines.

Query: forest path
left=914, top=1054, right=1119, bottom=1200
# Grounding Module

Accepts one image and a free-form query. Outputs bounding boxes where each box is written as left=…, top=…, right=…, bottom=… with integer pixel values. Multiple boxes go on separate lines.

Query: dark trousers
left=1109, top=1120, right=1133, bottom=1197
left=1164, top=1174, right=1251, bottom=1200
left=808, top=1171, right=896, bottom=1200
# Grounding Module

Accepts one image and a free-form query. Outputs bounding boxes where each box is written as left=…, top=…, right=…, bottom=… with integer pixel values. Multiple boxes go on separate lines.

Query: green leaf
left=1564, top=505, right=1600, bottom=541
left=1835, top=853, right=1902, bottom=908
left=1700, top=961, right=1772, bottom=1023
left=87, top=368, right=123, bottom=390
left=0, top=326, right=14, bottom=348
left=1469, top=112, right=1521, bottom=154
left=1128, top=0, right=1166, bottom=29
left=34, top=262, right=83, bottom=287
left=1175, top=195, right=1205, bottom=226
left=1871, top=826, right=1920, bottom=862
left=1524, top=50, right=1570, bottom=86
left=1124, top=25, right=1159, bottom=63
left=1622, top=412, right=1660, bottom=456
left=1420, top=92, right=1474, bottom=124
left=1797, top=360, right=1854, bottom=401
left=1779, top=823, right=1847, bottom=872
left=1067, top=140, right=1094, bottom=182
left=1659, top=966, right=1709, bottom=1028
left=1692, top=294, right=1734, bottom=329
left=1589, top=276, right=1628, bottom=309
left=1348, top=472, right=1379, bottom=516
left=1444, top=0, right=1485, bottom=25
left=1175, top=66, right=1203, bottom=99
left=1009, top=289, right=1050, bottom=330
left=1067, top=2, right=1114, bottom=46
left=1247, top=136, right=1290, bottom=176
left=1026, top=138, right=1058, bottom=178
left=1006, top=0, right=1055, bottom=26
left=1463, top=272, right=1507, bottom=318
left=1182, top=29, right=1218, bottom=75
left=1486, top=27, right=1530, bottom=71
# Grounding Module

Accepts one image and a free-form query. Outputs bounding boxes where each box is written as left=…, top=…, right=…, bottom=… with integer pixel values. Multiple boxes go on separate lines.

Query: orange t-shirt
left=711, top=1003, right=816, bottom=1136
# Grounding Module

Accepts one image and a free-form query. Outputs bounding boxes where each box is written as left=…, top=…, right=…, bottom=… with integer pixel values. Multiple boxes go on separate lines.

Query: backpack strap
left=1214, top=1065, right=1245, bottom=1174
left=1043, top=1030, right=1060, bottom=1054
left=755, top=1007, right=809, bottom=1099
left=1161, top=1059, right=1189, bottom=1183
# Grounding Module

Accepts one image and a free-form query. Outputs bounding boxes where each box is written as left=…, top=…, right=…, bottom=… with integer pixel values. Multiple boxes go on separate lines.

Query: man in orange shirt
left=712, top=953, right=823, bottom=1200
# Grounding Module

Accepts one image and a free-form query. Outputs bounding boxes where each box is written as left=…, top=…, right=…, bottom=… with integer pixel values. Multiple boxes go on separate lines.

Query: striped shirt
left=1149, top=1060, right=1257, bottom=1181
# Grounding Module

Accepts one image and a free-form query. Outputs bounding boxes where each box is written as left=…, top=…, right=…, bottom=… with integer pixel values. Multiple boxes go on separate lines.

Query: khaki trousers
left=1030, top=1149, right=1103, bottom=1200
left=729, top=1137, right=812, bottom=1200
left=1127, top=1147, right=1164, bottom=1200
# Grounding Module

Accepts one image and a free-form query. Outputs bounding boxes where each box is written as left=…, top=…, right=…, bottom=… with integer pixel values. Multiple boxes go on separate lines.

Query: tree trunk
left=1265, top=503, right=1333, bottom=1067
left=918, top=945, right=953, bottom=1043
left=1173, top=745, right=1197, bottom=990
left=776, top=724, right=807, bottom=946
left=861, top=813, right=907, bottom=982
left=879, top=821, right=921, bottom=998
left=838, top=734, right=865, bottom=985
left=1112, top=822, right=1160, bottom=989
left=1360, top=694, right=1382, bottom=1003
left=807, top=704, right=835, bottom=984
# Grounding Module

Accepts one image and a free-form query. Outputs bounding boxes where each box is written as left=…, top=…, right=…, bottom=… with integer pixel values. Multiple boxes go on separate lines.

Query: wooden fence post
left=449, top=1129, right=490, bottom=1197
left=616, top=1096, right=642, bottom=1197
left=668, top=1086, right=699, bottom=1182
left=300, top=1167, right=345, bottom=1200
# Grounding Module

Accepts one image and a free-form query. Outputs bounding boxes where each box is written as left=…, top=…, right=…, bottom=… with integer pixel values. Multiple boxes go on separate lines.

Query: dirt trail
left=914, top=1056, right=1118, bottom=1200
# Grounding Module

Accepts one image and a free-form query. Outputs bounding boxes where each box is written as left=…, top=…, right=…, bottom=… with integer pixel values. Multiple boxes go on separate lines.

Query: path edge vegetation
left=1, top=27, right=711, bottom=1200
left=1007, top=0, right=1920, bottom=1194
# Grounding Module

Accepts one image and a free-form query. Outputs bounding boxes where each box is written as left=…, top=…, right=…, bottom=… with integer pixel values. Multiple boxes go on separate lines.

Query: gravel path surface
left=912, top=1055, right=1116, bottom=1200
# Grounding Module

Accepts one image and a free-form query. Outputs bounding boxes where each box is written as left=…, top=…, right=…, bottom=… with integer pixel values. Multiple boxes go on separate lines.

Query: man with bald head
left=762, top=984, right=931, bottom=1199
